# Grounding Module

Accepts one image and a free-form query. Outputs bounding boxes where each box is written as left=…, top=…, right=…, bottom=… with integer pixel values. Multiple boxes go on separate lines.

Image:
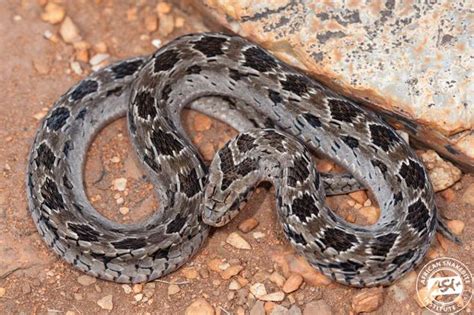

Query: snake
left=27, top=32, right=459, bottom=287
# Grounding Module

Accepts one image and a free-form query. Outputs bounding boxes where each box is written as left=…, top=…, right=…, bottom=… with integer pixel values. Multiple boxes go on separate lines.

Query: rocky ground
left=0, top=1, right=472, bottom=314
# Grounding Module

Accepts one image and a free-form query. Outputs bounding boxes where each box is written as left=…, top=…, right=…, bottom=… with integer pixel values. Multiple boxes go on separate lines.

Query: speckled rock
left=192, top=0, right=474, bottom=163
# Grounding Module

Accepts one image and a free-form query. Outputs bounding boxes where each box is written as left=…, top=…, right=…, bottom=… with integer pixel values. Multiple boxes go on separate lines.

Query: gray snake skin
left=27, top=33, right=458, bottom=287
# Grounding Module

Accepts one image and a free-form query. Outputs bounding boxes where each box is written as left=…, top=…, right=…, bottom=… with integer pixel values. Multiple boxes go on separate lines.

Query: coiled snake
left=27, top=33, right=458, bottom=287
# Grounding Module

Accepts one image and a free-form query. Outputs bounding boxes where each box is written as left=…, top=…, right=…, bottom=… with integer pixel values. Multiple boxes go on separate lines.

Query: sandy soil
left=0, top=1, right=472, bottom=314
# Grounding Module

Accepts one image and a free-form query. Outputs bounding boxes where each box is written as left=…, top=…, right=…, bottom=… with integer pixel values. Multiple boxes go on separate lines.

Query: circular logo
left=416, top=257, right=472, bottom=314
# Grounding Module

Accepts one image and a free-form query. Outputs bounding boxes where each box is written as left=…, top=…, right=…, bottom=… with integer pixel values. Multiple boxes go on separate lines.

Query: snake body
left=27, top=33, right=456, bottom=287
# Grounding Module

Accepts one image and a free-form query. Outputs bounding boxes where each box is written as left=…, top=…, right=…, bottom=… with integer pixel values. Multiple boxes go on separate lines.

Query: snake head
left=201, top=183, right=249, bottom=227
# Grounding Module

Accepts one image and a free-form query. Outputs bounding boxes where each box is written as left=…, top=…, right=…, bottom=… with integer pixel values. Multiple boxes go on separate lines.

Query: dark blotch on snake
left=328, top=260, right=364, bottom=273
left=35, top=143, right=55, bottom=169
left=371, top=159, right=388, bottom=174
left=192, top=36, right=227, bottom=57
left=161, top=84, right=172, bottom=103
left=219, top=147, right=258, bottom=190
left=46, top=107, right=70, bottom=131
left=284, top=225, right=308, bottom=246
left=41, top=178, right=65, bottom=211
left=178, top=169, right=201, bottom=198
left=371, top=233, right=398, bottom=257
left=152, top=246, right=171, bottom=260
left=341, top=135, right=359, bottom=149
left=70, top=79, right=98, bottom=101
left=268, top=89, right=283, bottom=104
left=291, top=193, right=319, bottom=223
left=262, top=132, right=286, bottom=151
left=151, top=129, right=184, bottom=156
left=243, top=46, right=278, bottom=72
left=134, top=90, right=157, bottom=120
left=154, top=49, right=180, bottom=73
left=303, top=113, right=322, bottom=128
left=111, top=59, right=144, bottom=79
left=399, top=159, right=426, bottom=190
left=76, top=108, right=87, bottom=120
left=228, top=68, right=254, bottom=81
left=287, top=156, right=310, bottom=188
left=328, top=99, right=361, bottom=123
left=392, top=249, right=415, bottom=267
left=143, top=152, right=161, bottom=173
left=112, top=237, right=148, bottom=250
left=186, top=65, right=202, bottom=74
left=369, top=124, right=400, bottom=151
left=280, top=74, right=310, bottom=95
left=406, top=198, right=430, bottom=234
left=321, top=228, right=358, bottom=252
left=393, top=192, right=403, bottom=205
left=68, top=223, right=101, bottom=242
left=166, top=214, right=187, bottom=234
left=236, top=133, right=257, bottom=152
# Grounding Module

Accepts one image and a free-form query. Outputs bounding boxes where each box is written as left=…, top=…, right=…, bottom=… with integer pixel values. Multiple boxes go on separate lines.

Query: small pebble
left=41, top=2, right=65, bottom=24
left=151, top=39, right=162, bottom=48
left=134, top=293, right=143, bottom=302
left=226, top=232, right=251, bottom=250
left=182, top=267, right=199, bottom=279
left=220, top=265, right=244, bottom=280
left=70, top=61, right=82, bottom=75
left=282, top=273, right=303, bottom=293
left=156, top=2, right=172, bottom=14
left=253, top=232, right=265, bottom=239
left=259, top=291, right=285, bottom=302
left=447, top=220, right=465, bottom=235
left=97, top=295, right=113, bottom=310
left=229, top=280, right=241, bottom=290
left=168, top=284, right=180, bottom=295
left=0, top=287, right=5, bottom=297
left=420, top=150, right=462, bottom=191
left=207, top=258, right=225, bottom=272
left=77, top=275, right=96, bottom=286
left=184, top=298, right=215, bottom=315
left=59, top=17, right=81, bottom=44
left=349, top=191, right=368, bottom=204
left=132, top=283, right=143, bottom=293
left=238, top=218, right=259, bottom=233
left=351, top=287, right=384, bottom=313
left=269, top=271, right=286, bottom=287
left=119, top=207, right=129, bottom=215
left=122, top=284, right=132, bottom=294
left=113, top=178, right=127, bottom=191
left=89, top=53, right=109, bottom=66
left=250, top=283, right=267, bottom=298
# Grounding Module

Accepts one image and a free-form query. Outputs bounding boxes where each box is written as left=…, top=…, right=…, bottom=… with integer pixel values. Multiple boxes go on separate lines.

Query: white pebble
left=250, top=283, right=267, bottom=298
left=151, top=39, right=162, bottom=48
left=113, top=178, right=127, bottom=191
left=89, top=53, right=109, bottom=66
left=226, top=232, right=251, bottom=250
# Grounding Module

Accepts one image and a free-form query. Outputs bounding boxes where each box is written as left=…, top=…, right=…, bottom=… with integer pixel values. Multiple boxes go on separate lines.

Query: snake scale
left=27, top=33, right=459, bottom=287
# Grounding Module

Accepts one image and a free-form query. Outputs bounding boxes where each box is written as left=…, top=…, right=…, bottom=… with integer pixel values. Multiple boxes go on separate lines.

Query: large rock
left=190, top=0, right=473, bottom=168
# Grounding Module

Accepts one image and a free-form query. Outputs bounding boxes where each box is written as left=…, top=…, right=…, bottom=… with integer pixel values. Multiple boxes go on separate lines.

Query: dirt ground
left=0, top=1, right=472, bottom=314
